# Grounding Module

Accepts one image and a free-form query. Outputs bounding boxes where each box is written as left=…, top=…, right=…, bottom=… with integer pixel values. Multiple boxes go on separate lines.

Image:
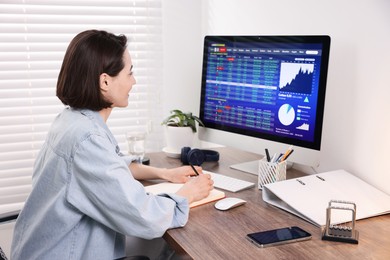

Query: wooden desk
left=147, top=147, right=390, bottom=260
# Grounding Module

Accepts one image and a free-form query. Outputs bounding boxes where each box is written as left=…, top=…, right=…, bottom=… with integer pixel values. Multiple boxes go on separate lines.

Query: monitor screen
left=198, top=35, right=331, bottom=172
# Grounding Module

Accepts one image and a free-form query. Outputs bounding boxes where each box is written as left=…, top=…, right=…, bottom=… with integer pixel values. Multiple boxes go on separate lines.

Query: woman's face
left=103, top=49, right=136, bottom=108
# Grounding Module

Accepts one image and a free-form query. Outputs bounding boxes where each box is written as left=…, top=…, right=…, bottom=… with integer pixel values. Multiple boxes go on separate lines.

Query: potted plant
left=162, top=109, right=204, bottom=154
left=162, top=109, right=204, bottom=133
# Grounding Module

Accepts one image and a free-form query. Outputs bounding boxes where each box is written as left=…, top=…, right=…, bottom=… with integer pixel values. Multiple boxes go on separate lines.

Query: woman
left=11, top=30, right=213, bottom=260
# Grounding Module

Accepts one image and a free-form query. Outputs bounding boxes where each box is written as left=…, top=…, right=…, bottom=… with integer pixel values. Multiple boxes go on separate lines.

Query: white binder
left=262, top=170, right=390, bottom=227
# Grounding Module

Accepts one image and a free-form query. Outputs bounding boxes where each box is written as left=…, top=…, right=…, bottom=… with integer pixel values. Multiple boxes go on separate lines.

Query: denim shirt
left=11, top=108, right=189, bottom=260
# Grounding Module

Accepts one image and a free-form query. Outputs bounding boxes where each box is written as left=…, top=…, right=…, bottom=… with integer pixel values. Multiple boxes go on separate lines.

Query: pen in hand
left=189, top=164, right=199, bottom=176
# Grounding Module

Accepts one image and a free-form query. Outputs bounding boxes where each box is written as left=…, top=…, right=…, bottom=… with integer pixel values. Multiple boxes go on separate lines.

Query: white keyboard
left=204, top=171, right=255, bottom=192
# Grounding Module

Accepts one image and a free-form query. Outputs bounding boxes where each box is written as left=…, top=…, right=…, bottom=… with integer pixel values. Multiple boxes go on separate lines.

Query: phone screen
left=247, top=226, right=311, bottom=248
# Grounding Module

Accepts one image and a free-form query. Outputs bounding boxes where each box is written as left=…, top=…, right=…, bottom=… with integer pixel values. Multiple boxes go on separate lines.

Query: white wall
left=162, top=1, right=203, bottom=115
left=163, top=0, right=390, bottom=194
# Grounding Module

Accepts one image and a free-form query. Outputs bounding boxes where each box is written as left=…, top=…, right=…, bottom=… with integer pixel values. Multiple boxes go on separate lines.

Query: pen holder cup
left=258, top=158, right=287, bottom=190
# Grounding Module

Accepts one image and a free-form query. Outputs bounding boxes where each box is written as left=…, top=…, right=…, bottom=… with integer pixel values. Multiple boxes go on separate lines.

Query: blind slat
left=0, top=0, right=164, bottom=211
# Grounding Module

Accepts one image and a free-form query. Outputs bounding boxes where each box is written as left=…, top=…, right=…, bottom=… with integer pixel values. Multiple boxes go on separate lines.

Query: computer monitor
left=198, top=35, right=331, bottom=174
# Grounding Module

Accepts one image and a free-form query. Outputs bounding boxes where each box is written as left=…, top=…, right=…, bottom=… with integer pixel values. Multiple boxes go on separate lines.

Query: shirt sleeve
left=66, top=132, right=189, bottom=239
left=117, top=150, right=137, bottom=166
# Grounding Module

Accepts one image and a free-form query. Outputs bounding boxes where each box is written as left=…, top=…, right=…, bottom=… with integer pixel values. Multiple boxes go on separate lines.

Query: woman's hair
left=57, top=30, right=128, bottom=110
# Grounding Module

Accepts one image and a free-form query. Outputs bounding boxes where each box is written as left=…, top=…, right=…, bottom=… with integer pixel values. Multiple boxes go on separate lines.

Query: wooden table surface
left=147, top=147, right=390, bottom=260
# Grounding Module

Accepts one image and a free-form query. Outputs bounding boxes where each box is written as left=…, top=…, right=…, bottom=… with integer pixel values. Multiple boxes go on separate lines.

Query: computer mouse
left=214, top=197, right=246, bottom=211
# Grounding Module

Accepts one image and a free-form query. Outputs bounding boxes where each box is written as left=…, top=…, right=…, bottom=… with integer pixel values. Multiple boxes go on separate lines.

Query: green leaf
left=161, top=109, right=205, bottom=132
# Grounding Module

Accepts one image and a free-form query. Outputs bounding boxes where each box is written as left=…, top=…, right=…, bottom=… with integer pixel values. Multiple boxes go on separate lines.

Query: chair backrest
left=0, top=246, right=8, bottom=260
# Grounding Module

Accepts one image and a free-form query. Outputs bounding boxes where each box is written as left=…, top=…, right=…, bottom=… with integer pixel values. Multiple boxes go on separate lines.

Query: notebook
left=145, top=182, right=225, bottom=208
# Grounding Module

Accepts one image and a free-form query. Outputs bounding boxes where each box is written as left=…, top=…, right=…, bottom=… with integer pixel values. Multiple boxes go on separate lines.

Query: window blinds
left=0, top=0, right=164, bottom=215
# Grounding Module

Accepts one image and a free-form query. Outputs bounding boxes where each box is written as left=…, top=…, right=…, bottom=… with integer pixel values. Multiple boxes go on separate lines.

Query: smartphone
left=246, top=226, right=311, bottom=248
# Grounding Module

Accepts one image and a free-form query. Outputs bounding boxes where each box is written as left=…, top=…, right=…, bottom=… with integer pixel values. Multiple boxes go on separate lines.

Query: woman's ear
left=99, top=73, right=109, bottom=91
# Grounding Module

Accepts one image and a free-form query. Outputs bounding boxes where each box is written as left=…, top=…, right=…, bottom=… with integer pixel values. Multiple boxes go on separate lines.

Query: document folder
left=262, top=170, right=390, bottom=227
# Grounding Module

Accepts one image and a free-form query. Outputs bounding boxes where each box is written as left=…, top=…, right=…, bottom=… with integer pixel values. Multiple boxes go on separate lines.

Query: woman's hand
left=175, top=173, right=214, bottom=204
left=164, top=165, right=203, bottom=183
left=129, top=164, right=200, bottom=182
left=129, top=163, right=213, bottom=204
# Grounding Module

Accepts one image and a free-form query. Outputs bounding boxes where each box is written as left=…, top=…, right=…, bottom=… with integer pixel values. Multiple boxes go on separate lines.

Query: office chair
left=0, top=246, right=8, bottom=260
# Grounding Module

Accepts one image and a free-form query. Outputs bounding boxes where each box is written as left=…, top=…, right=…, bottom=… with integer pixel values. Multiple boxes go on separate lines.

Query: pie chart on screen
left=278, top=104, right=295, bottom=126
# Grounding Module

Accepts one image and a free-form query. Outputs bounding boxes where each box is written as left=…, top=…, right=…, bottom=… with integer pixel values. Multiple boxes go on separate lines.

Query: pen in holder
left=258, top=157, right=287, bottom=190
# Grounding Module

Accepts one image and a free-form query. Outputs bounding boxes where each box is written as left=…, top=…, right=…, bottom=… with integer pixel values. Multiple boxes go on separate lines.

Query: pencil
left=281, top=149, right=294, bottom=162
left=280, top=145, right=293, bottom=162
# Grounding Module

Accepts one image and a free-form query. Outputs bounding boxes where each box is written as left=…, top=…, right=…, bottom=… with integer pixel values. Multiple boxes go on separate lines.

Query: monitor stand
left=230, top=160, right=259, bottom=176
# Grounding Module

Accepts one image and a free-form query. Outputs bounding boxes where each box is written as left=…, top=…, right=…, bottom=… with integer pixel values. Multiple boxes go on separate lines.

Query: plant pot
left=164, top=126, right=195, bottom=153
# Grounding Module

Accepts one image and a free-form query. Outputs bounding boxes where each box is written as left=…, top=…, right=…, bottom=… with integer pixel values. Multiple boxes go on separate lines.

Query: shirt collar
left=75, top=108, right=119, bottom=149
